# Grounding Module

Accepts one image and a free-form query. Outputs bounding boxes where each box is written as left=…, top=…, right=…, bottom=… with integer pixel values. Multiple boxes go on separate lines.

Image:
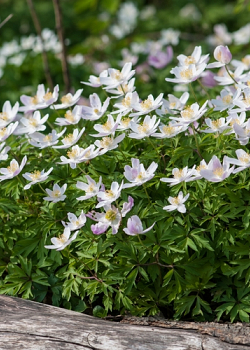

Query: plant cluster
left=2, top=41, right=250, bottom=323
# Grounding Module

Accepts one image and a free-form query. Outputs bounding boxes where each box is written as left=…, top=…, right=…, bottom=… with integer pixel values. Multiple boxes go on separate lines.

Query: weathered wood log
left=0, top=295, right=250, bottom=349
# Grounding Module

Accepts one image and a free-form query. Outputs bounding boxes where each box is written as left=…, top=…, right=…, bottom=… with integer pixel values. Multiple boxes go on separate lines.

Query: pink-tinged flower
left=163, top=191, right=189, bottom=213
left=90, top=114, right=120, bottom=137
left=202, top=117, right=230, bottom=134
left=43, top=183, right=67, bottom=202
left=0, top=101, right=19, bottom=128
left=0, top=142, right=10, bottom=161
left=130, top=93, right=163, bottom=117
left=177, top=46, right=209, bottom=68
left=81, top=70, right=108, bottom=87
left=59, top=144, right=100, bottom=169
left=211, top=88, right=240, bottom=111
left=148, top=46, right=173, bottom=69
left=157, top=92, right=189, bottom=116
left=55, top=105, right=82, bottom=126
left=88, top=204, right=122, bottom=234
left=81, top=93, right=110, bottom=121
left=233, top=119, right=250, bottom=145
left=28, top=128, right=66, bottom=149
left=100, top=62, right=135, bottom=90
left=123, top=158, right=158, bottom=188
left=76, top=175, right=102, bottom=201
left=226, top=112, right=246, bottom=135
left=52, top=89, right=83, bottom=110
left=187, top=159, right=208, bottom=181
left=200, top=155, right=234, bottom=182
left=19, top=84, right=59, bottom=112
left=123, top=215, right=155, bottom=235
left=112, top=91, right=139, bottom=116
left=225, top=149, right=250, bottom=174
left=200, top=71, right=217, bottom=88
left=62, top=211, right=86, bottom=231
left=232, top=55, right=250, bottom=71
left=45, top=227, right=78, bottom=251
left=0, top=121, right=18, bottom=142
left=0, top=155, right=27, bottom=181
left=23, top=167, right=53, bottom=190
left=121, top=196, right=134, bottom=217
left=170, top=101, right=208, bottom=125
left=95, top=133, right=125, bottom=155
left=233, top=87, right=250, bottom=112
left=214, top=66, right=245, bottom=86
left=166, top=63, right=207, bottom=84
left=96, top=181, right=123, bottom=208
left=16, top=111, right=48, bottom=135
left=53, top=127, right=85, bottom=149
left=160, top=166, right=196, bottom=186
left=128, top=115, right=160, bottom=139
left=207, top=45, right=232, bottom=69
left=152, top=121, right=188, bottom=139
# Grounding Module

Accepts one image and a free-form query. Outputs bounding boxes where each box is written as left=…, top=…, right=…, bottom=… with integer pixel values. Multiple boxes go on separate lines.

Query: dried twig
left=26, top=0, right=54, bottom=91
left=0, top=14, right=13, bottom=29
left=52, top=0, right=71, bottom=93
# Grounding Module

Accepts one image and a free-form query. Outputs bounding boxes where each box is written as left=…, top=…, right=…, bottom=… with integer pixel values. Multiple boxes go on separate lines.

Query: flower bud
left=214, top=45, right=232, bottom=64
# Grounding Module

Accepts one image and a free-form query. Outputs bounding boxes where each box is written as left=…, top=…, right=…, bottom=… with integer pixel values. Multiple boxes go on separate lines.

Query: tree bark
left=0, top=295, right=250, bottom=350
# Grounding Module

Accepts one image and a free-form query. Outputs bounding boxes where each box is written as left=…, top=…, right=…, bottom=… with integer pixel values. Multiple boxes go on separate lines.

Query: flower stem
left=191, top=123, right=203, bottom=159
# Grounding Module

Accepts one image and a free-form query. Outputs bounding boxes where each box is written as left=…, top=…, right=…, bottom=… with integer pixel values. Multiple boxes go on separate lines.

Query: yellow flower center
left=171, top=197, right=180, bottom=205
left=222, top=95, right=232, bottom=105
left=169, top=102, right=176, bottom=109
left=230, top=118, right=240, bottom=126
left=100, top=137, right=112, bottom=148
left=43, top=92, right=53, bottom=101
left=122, top=96, right=131, bottom=107
left=63, top=134, right=74, bottom=144
left=180, top=68, right=193, bottom=80
left=181, top=106, right=194, bottom=120
left=196, top=164, right=206, bottom=173
left=239, top=153, right=250, bottom=164
left=121, top=118, right=131, bottom=127
left=53, top=190, right=61, bottom=197
left=242, top=57, right=250, bottom=66
left=141, top=98, right=153, bottom=110
left=242, top=97, right=250, bottom=107
left=67, top=148, right=78, bottom=159
left=103, top=121, right=112, bottom=131
left=118, top=84, right=129, bottom=93
left=0, top=128, right=7, bottom=137
left=30, top=170, right=41, bottom=181
left=111, top=70, right=121, bottom=80
left=105, top=189, right=114, bottom=197
left=162, top=125, right=175, bottom=135
left=211, top=120, right=222, bottom=129
left=61, top=94, right=73, bottom=105
left=65, top=111, right=75, bottom=122
left=86, top=184, right=94, bottom=193
left=7, top=162, right=18, bottom=173
left=213, top=167, right=224, bottom=177
left=184, top=56, right=196, bottom=65
left=173, top=169, right=184, bottom=179
left=136, top=172, right=145, bottom=180
left=43, top=134, right=53, bottom=142
left=105, top=209, right=117, bottom=221
left=94, top=108, right=100, bottom=114
left=28, top=118, right=38, bottom=127
left=31, top=95, right=39, bottom=105
left=0, top=112, right=8, bottom=121
left=138, top=123, right=149, bottom=133
left=58, top=233, right=67, bottom=243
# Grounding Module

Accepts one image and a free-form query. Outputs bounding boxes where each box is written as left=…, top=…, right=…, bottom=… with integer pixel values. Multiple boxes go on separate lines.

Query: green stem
left=191, top=123, right=203, bottom=159
left=225, top=65, right=238, bottom=85
left=197, top=78, right=212, bottom=101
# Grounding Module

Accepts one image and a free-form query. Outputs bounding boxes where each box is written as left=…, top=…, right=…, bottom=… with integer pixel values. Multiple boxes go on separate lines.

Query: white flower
left=90, top=114, right=120, bottom=137
left=170, top=101, right=208, bottom=125
left=123, top=215, right=155, bottom=235
left=130, top=93, right=163, bottom=117
left=233, top=87, right=250, bottom=112
left=177, top=46, right=209, bottom=68
left=19, top=84, right=59, bottom=112
left=43, top=183, right=67, bottom=203
left=54, top=105, right=82, bottom=126
left=160, top=166, right=196, bottom=186
left=0, top=101, right=19, bottom=128
left=62, top=211, right=86, bottom=231
left=23, top=167, right=53, bottom=190
left=0, top=156, right=27, bottom=181
left=45, top=227, right=78, bottom=251
left=96, top=181, right=123, bottom=208
left=53, top=127, right=85, bottom=149
left=28, top=129, right=66, bottom=148
left=81, top=70, right=108, bottom=87
left=106, top=78, right=136, bottom=97
left=112, top=91, right=139, bottom=116
left=163, top=191, right=189, bottom=213
left=16, top=111, right=48, bottom=135
left=123, top=158, right=158, bottom=188
left=159, top=28, right=180, bottom=46
left=202, top=117, right=230, bottom=134
left=95, top=134, right=125, bottom=155
left=212, top=88, right=240, bottom=112
left=200, top=155, right=234, bottom=182
left=0, top=142, right=11, bottom=161
left=128, top=115, right=160, bottom=139
left=225, top=149, right=250, bottom=174
left=214, top=66, right=245, bottom=86
left=52, top=89, right=83, bottom=109
left=156, top=92, right=189, bottom=116
left=152, top=121, right=188, bottom=139
left=59, top=144, right=100, bottom=169
left=0, top=121, right=18, bottom=142
left=88, top=204, right=122, bottom=235
left=233, top=119, right=250, bottom=145
left=81, top=93, right=110, bottom=121
left=165, top=63, right=207, bottom=84
left=100, top=62, right=135, bottom=90
left=76, top=175, right=102, bottom=201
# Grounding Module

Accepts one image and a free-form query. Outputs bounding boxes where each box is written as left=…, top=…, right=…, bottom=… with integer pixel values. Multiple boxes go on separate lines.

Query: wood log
left=0, top=295, right=250, bottom=349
